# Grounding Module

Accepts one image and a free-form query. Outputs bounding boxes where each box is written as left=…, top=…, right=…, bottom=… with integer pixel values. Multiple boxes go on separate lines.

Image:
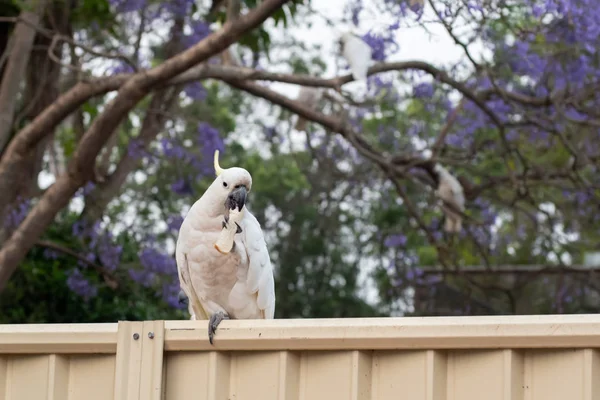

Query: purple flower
left=127, top=139, right=147, bottom=160
left=184, top=82, right=207, bottom=101
left=384, top=234, right=407, bottom=247
left=160, top=137, right=189, bottom=160
left=264, top=126, right=277, bottom=140
left=66, top=269, right=98, bottom=301
left=110, top=61, right=136, bottom=76
left=82, top=182, right=96, bottom=196
left=383, top=0, right=410, bottom=19
left=109, top=0, right=147, bottom=13
left=445, top=132, right=467, bottom=147
left=413, top=82, right=434, bottom=98
left=197, top=122, right=224, bottom=175
left=361, top=30, right=398, bottom=62
left=162, top=280, right=186, bottom=309
left=129, top=247, right=178, bottom=293
left=140, top=248, right=177, bottom=274
left=72, top=220, right=85, bottom=236
left=348, top=0, right=363, bottom=26
left=165, top=0, right=194, bottom=16
left=366, top=75, right=399, bottom=101
left=4, top=197, right=31, bottom=229
left=42, top=249, right=60, bottom=260
left=167, top=215, right=184, bottom=232
left=97, top=236, right=122, bottom=272
left=183, top=20, right=212, bottom=49
left=70, top=220, right=122, bottom=273
left=171, top=178, right=193, bottom=196
left=128, top=269, right=156, bottom=287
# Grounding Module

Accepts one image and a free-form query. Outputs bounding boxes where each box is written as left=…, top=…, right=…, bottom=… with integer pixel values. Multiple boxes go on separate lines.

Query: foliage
left=0, top=0, right=599, bottom=323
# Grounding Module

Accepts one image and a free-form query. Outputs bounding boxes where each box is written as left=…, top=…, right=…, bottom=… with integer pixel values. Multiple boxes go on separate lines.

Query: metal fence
left=0, top=315, right=598, bottom=399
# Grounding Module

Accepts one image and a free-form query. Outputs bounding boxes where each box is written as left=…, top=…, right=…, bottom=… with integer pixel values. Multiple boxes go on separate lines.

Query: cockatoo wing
left=435, top=165, right=465, bottom=208
left=175, top=241, right=210, bottom=320
left=342, top=35, right=372, bottom=81
left=443, top=176, right=465, bottom=210
left=434, top=164, right=465, bottom=233
left=296, top=86, right=323, bottom=103
left=240, top=211, right=276, bottom=319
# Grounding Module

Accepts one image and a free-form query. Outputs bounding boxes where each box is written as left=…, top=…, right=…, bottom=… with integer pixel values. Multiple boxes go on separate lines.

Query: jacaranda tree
left=0, top=0, right=598, bottom=321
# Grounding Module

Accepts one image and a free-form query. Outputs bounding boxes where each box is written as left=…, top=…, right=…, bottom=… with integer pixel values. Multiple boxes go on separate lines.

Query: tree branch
left=420, top=265, right=600, bottom=275
left=0, top=0, right=48, bottom=152
left=0, top=0, right=292, bottom=290
left=84, top=15, right=187, bottom=221
left=35, top=240, right=118, bottom=289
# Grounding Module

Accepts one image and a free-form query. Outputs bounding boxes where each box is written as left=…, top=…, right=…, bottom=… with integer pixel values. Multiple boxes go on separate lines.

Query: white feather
left=228, top=43, right=243, bottom=66
left=294, top=87, right=324, bottom=131
left=296, top=86, right=323, bottom=104
left=240, top=210, right=276, bottom=319
left=434, top=163, right=465, bottom=233
left=340, top=32, right=373, bottom=81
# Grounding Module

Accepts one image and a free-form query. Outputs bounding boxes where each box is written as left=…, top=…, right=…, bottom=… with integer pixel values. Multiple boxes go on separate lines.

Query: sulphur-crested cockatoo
left=338, top=31, right=373, bottom=81
left=294, top=86, right=324, bottom=131
left=175, top=150, right=276, bottom=344
left=212, top=19, right=243, bottom=66
left=433, top=163, right=465, bottom=233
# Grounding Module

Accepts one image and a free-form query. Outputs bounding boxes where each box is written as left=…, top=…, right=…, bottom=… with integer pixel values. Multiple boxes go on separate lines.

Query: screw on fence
left=133, top=333, right=140, bottom=340
left=148, top=332, right=154, bottom=339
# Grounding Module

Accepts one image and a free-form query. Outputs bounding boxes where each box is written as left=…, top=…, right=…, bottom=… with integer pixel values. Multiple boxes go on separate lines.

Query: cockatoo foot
left=208, top=311, right=230, bottom=345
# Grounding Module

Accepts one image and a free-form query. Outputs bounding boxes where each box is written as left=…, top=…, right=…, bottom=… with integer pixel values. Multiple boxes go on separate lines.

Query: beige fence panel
left=0, top=323, right=117, bottom=399
left=0, top=315, right=599, bottom=399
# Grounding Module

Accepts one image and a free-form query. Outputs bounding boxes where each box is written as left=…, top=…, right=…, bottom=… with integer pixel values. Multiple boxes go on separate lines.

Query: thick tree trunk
left=0, top=0, right=289, bottom=291
left=0, top=0, right=48, bottom=153
left=0, top=1, right=69, bottom=244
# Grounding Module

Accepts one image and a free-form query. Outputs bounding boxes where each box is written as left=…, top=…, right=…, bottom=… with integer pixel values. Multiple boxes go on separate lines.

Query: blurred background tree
left=0, top=0, right=599, bottom=323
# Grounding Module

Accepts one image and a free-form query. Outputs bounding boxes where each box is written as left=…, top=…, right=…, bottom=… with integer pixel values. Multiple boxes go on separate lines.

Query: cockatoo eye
left=223, top=182, right=228, bottom=188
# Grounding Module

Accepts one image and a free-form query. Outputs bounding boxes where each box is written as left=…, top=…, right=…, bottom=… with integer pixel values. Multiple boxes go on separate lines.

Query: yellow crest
left=214, top=150, right=224, bottom=176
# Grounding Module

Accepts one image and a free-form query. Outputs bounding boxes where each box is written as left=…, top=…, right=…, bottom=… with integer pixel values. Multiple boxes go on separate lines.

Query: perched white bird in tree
left=338, top=31, right=373, bottom=81
left=433, top=163, right=465, bottom=233
left=294, top=86, right=324, bottom=131
left=220, top=44, right=243, bottom=66
left=175, top=150, right=276, bottom=344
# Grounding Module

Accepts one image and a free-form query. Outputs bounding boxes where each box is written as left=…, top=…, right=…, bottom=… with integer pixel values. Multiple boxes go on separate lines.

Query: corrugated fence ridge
left=0, top=315, right=598, bottom=399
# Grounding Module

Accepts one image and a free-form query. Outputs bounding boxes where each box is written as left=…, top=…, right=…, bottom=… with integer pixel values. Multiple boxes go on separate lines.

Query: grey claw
left=235, top=222, right=242, bottom=234
left=208, top=311, right=229, bottom=345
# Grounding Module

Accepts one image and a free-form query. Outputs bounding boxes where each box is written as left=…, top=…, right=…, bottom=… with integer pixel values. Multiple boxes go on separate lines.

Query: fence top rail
left=163, top=314, right=600, bottom=351
left=0, top=315, right=600, bottom=353
left=0, top=322, right=117, bottom=354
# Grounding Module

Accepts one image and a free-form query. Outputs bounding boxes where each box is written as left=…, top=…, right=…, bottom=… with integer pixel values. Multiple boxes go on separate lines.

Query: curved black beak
left=227, top=185, right=247, bottom=211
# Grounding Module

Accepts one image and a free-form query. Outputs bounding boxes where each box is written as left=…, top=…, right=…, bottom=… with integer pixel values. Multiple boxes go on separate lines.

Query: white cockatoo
left=433, top=163, right=465, bottom=233
left=212, top=19, right=243, bottom=66
left=294, top=86, right=324, bottom=131
left=220, top=44, right=243, bottom=66
left=338, top=31, right=373, bottom=81
left=175, top=150, right=276, bottom=344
